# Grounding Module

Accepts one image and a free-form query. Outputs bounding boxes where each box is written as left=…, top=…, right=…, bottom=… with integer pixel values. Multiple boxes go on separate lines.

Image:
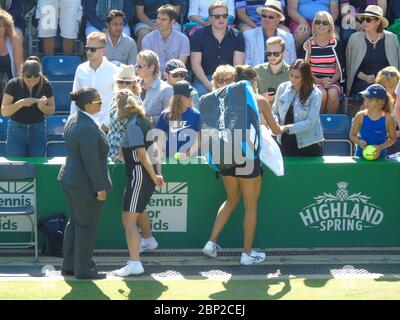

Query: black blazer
left=58, top=111, right=112, bottom=193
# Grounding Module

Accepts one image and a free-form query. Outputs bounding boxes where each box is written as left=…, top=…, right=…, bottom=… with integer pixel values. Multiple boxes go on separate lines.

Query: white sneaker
left=240, top=250, right=266, bottom=265
left=202, top=241, right=221, bottom=258
left=114, top=261, right=144, bottom=277
left=140, top=237, right=158, bottom=253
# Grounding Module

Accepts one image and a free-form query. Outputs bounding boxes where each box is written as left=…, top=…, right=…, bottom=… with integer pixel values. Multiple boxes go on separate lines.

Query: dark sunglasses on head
left=382, top=70, right=397, bottom=77
left=210, top=13, right=228, bottom=19
left=24, top=73, right=40, bottom=79
left=172, top=72, right=186, bottom=78
left=261, top=14, right=276, bottom=20
left=84, top=46, right=104, bottom=53
left=117, top=80, right=135, bottom=85
left=314, top=20, right=330, bottom=26
left=360, top=16, right=378, bottom=23
left=267, top=51, right=283, bottom=57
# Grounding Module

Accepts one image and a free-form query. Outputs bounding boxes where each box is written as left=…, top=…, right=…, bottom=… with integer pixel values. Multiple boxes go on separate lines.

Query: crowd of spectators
left=1, top=0, right=400, bottom=158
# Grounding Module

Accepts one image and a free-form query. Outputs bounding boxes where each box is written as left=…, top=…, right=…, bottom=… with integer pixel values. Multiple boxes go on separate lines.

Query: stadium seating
left=46, top=115, right=68, bottom=157
left=0, top=117, right=9, bottom=157
left=42, top=55, right=81, bottom=81
left=320, top=114, right=353, bottom=156
left=52, top=81, right=73, bottom=114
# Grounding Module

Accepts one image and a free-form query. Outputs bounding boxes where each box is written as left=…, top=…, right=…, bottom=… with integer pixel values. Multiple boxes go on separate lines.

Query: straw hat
left=115, top=65, right=137, bottom=81
left=256, top=0, right=285, bottom=22
left=357, top=5, right=388, bottom=29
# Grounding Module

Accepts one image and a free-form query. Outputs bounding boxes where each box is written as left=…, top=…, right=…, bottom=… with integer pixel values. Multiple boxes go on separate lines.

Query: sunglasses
left=84, top=46, right=104, bottom=53
left=261, top=14, right=276, bottom=20
left=266, top=51, right=283, bottom=57
left=381, top=71, right=398, bottom=77
left=210, top=13, right=228, bottom=19
left=135, top=64, right=148, bottom=69
left=314, top=20, right=330, bottom=26
left=24, top=73, right=40, bottom=79
left=117, top=80, right=135, bottom=85
left=171, top=72, right=186, bottom=78
left=91, top=100, right=102, bottom=105
left=360, top=17, right=378, bottom=23
left=216, top=77, right=234, bottom=84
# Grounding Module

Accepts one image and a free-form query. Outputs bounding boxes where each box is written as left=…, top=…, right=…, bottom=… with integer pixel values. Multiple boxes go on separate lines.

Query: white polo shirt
left=70, top=57, right=119, bottom=128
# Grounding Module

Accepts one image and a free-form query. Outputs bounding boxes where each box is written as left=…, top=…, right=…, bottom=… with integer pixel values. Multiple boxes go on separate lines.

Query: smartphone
left=268, top=87, right=276, bottom=95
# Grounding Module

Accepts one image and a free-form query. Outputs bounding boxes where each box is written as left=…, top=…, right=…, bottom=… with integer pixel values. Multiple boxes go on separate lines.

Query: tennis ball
left=174, top=152, right=180, bottom=161
left=363, top=145, right=378, bottom=160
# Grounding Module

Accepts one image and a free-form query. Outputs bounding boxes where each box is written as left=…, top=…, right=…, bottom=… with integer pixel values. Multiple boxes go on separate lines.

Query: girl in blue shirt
left=156, top=80, right=200, bottom=160
left=350, top=84, right=396, bottom=159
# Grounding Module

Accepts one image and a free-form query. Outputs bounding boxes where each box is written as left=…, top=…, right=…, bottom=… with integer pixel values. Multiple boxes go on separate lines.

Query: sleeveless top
left=356, top=110, right=388, bottom=158
left=309, top=38, right=339, bottom=80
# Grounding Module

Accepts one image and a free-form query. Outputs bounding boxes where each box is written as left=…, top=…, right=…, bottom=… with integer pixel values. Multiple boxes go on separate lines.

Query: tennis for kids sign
left=299, top=182, right=384, bottom=232
left=147, top=182, right=188, bottom=232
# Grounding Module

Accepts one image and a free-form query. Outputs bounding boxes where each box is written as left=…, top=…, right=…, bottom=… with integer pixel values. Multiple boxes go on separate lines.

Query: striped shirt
left=308, top=38, right=338, bottom=79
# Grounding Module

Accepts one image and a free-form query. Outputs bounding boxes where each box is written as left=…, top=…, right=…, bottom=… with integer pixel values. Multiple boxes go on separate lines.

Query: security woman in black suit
left=58, top=88, right=112, bottom=280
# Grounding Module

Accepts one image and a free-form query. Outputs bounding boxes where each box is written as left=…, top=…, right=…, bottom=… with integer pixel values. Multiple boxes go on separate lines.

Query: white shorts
left=36, top=0, right=82, bottom=39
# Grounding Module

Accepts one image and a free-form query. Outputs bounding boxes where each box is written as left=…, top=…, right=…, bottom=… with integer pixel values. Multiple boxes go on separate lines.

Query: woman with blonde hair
left=304, top=11, right=344, bottom=114
left=376, top=66, right=400, bottom=102
left=114, top=89, right=164, bottom=277
left=211, top=64, right=236, bottom=90
left=156, top=80, right=200, bottom=160
left=0, top=9, right=23, bottom=101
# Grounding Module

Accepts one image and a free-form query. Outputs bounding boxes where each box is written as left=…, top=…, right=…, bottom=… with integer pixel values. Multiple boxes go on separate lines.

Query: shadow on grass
left=209, top=279, right=292, bottom=300
left=62, top=280, right=110, bottom=300
left=121, top=279, right=168, bottom=300
left=303, top=278, right=331, bottom=288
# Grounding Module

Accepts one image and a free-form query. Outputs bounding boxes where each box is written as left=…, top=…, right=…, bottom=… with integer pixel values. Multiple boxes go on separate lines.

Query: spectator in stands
left=36, top=0, right=83, bottom=55
left=272, top=59, right=324, bottom=156
left=211, top=64, right=236, bottom=90
left=71, top=32, right=119, bottom=133
left=350, top=84, right=396, bottom=158
left=346, top=5, right=400, bottom=96
left=1, top=0, right=25, bottom=43
left=304, top=11, right=343, bottom=114
left=340, top=0, right=387, bottom=44
left=156, top=81, right=200, bottom=159
left=186, top=0, right=235, bottom=35
left=108, top=65, right=142, bottom=162
left=142, top=5, right=190, bottom=74
left=59, top=87, right=111, bottom=280
left=85, top=0, right=133, bottom=37
left=0, top=9, right=23, bottom=102
left=202, top=65, right=270, bottom=266
left=255, top=37, right=289, bottom=105
left=114, top=89, right=164, bottom=277
left=134, top=0, right=182, bottom=51
left=376, top=66, right=400, bottom=101
left=1, top=56, right=55, bottom=157
left=109, top=89, right=159, bottom=258
left=163, top=59, right=200, bottom=109
left=190, top=1, right=245, bottom=96
left=104, top=10, right=137, bottom=66
left=287, top=0, right=339, bottom=53
left=395, top=79, right=400, bottom=138
left=244, top=0, right=296, bottom=67
left=236, top=0, right=289, bottom=32
left=136, top=49, right=173, bottom=124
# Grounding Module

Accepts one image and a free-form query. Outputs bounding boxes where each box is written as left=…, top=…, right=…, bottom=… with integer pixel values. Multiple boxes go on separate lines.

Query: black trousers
left=61, top=184, right=104, bottom=277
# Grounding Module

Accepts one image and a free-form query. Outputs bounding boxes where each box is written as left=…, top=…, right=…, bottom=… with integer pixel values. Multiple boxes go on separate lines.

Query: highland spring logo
left=299, top=182, right=384, bottom=232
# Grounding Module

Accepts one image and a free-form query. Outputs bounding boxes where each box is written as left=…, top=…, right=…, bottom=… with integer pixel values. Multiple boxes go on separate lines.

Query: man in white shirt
left=70, top=32, right=119, bottom=133
left=243, top=0, right=296, bottom=67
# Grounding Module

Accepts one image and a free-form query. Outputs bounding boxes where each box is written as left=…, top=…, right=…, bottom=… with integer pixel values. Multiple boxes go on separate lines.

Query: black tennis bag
left=200, top=80, right=261, bottom=172
left=38, top=213, right=67, bottom=257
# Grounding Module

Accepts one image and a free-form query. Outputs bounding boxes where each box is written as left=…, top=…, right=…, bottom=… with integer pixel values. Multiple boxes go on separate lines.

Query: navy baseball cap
left=165, top=59, right=188, bottom=74
left=359, top=84, right=387, bottom=100
left=173, top=81, right=197, bottom=97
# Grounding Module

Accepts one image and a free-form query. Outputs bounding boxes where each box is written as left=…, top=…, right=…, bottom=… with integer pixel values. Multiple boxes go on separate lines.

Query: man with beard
left=255, top=36, right=289, bottom=104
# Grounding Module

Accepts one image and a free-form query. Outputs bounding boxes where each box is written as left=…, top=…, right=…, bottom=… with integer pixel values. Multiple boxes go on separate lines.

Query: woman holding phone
left=1, top=56, right=55, bottom=157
